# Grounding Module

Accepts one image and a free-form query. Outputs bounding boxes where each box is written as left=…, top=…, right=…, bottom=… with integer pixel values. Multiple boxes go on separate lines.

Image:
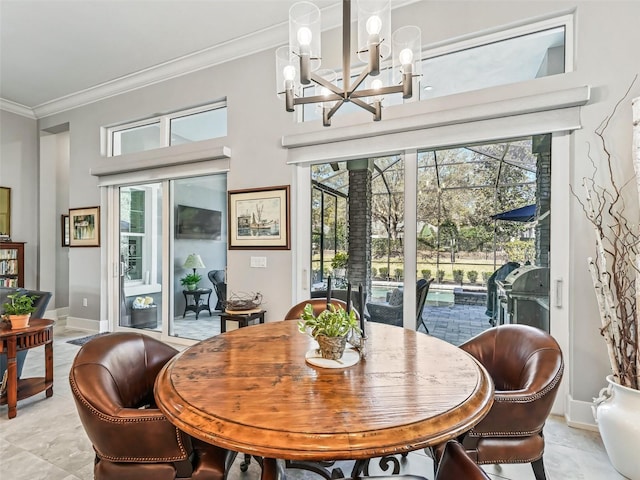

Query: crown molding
left=31, top=3, right=348, bottom=120
left=0, top=98, right=36, bottom=119
left=16, top=0, right=421, bottom=120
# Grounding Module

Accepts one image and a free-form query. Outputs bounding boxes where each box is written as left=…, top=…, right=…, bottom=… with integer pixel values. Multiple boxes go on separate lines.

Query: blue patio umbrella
left=490, top=204, right=536, bottom=222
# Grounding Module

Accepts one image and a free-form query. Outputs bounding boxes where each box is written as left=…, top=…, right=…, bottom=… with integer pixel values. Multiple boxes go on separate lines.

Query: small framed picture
left=61, top=214, right=70, bottom=247
left=228, top=185, right=290, bottom=250
left=69, top=206, right=100, bottom=247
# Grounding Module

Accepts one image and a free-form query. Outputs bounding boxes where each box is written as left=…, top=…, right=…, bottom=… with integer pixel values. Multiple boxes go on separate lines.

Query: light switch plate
left=250, top=256, right=267, bottom=268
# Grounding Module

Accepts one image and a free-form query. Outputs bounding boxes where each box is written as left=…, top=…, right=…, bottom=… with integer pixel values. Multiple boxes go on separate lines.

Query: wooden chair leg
left=531, top=457, right=547, bottom=480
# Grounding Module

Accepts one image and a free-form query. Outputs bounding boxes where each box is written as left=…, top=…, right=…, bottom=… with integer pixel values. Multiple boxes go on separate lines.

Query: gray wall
left=3, top=1, right=639, bottom=421
left=0, top=109, right=39, bottom=288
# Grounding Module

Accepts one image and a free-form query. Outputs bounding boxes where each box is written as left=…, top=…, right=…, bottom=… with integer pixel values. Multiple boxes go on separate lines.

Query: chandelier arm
left=310, top=73, right=345, bottom=97
left=293, top=93, right=342, bottom=105
left=350, top=98, right=377, bottom=115
left=326, top=99, right=345, bottom=121
left=348, top=68, right=371, bottom=96
left=350, top=85, right=405, bottom=99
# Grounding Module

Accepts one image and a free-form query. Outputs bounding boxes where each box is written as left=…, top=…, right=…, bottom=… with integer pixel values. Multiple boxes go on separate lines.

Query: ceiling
left=0, top=0, right=346, bottom=117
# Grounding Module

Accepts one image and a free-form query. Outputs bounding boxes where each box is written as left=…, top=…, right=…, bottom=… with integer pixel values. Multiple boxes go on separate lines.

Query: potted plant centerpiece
left=573, top=83, right=640, bottom=480
left=298, top=303, right=360, bottom=360
left=180, top=272, right=202, bottom=291
left=2, top=292, right=36, bottom=329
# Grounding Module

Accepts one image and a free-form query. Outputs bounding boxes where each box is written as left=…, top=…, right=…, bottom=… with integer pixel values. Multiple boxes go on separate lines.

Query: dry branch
left=574, top=76, right=639, bottom=389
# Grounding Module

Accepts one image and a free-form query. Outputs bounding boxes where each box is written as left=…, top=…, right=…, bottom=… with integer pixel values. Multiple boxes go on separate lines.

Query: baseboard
left=45, top=306, right=69, bottom=325
left=565, top=394, right=599, bottom=431
left=66, top=317, right=101, bottom=333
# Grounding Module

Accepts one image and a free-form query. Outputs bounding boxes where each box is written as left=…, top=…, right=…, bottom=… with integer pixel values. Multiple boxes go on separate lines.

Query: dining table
left=154, top=320, right=493, bottom=480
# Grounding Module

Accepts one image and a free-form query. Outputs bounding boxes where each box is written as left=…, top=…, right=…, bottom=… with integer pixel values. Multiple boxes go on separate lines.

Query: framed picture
left=61, top=214, right=70, bottom=247
left=228, top=185, right=290, bottom=250
left=0, top=186, right=10, bottom=237
left=69, top=206, right=100, bottom=247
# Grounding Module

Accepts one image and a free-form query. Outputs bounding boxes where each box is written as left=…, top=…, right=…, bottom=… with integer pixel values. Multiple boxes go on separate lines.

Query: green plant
left=330, top=251, right=349, bottom=270
left=436, top=269, right=445, bottom=283
left=421, top=269, right=432, bottom=280
left=467, top=270, right=478, bottom=283
left=371, top=267, right=378, bottom=278
left=180, top=272, right=202, bottom=286
left=379, top=267, right=389, bottom=279
left=453, top=269, right=464, bottom=285
left=482, top=271, right=491, bottom=284
left=2, top=293, right=36, bottom=316
left=298, top=303, right=360, bottom=339
left=394, top=268, right=404, bottom=280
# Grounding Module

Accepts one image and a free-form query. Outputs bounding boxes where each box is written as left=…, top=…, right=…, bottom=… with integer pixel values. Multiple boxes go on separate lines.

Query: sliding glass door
left=113, top=173, right=227, bottom=343
left=119, top=183, right=164, bottom=331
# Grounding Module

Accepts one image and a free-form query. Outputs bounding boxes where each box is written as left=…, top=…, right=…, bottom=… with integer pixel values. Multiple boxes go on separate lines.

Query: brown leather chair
left=69, top=332, right=231, bottom=480
left=456, top=324, right=564, bottom=480
left=284, top=298, right=356, bottom=320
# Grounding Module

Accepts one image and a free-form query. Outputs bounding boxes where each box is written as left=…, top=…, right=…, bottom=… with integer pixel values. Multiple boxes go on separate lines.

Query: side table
left=0, top=318, right=55, bottom=419
left=220, top=309, right=266, bottom=333
left=182, top=288, right=212, bottom=320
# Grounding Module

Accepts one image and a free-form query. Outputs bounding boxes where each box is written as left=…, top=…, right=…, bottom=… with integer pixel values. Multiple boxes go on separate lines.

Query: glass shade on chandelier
left=275, top=0, right=421, bottom=126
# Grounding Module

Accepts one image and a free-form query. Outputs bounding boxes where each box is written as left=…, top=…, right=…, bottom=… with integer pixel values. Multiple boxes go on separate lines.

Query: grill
left=495, top=266, right=550, bottom=331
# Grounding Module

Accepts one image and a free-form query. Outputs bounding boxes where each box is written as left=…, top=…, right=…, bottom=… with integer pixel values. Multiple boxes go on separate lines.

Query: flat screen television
left=176, top=205, right=222, bottom=240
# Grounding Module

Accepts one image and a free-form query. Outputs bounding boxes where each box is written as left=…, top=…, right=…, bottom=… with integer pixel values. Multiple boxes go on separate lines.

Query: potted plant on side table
left=180, top=272, right=202, bottom=291
left=2, top=292, right=36, bottom=329
left=298, top=303, right=360, bottom=360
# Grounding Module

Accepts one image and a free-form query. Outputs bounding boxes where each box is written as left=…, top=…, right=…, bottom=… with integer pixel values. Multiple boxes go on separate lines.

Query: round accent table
left=0, top=318, right=54, bottom=419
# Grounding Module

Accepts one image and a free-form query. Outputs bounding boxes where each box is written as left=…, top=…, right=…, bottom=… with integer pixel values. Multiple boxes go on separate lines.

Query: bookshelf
left=0, top=242, right=25, bottom=288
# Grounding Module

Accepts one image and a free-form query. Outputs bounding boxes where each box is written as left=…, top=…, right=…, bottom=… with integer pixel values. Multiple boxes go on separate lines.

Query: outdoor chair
left=310, top=288, right=367, bottom=319
left=208, top=270, right=227, bottom=311
left=366, top=279, right=431, bottom=330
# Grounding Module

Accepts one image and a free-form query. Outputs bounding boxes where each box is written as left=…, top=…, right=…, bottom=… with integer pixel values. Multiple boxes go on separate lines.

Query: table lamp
left=183, top=253, right=205, bottom=275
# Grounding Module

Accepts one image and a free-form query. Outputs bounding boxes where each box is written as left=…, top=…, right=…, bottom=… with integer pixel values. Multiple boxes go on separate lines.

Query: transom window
left=302, top=14, right=571, bottom=123
left=107, top=101, right=227, bottom=157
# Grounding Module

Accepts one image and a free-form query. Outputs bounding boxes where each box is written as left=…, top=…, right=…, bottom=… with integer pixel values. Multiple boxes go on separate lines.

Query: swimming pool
left=370, top=285, right=455, bottom=306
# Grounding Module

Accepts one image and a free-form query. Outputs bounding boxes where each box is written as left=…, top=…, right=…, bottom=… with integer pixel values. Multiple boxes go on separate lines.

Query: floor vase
left=593, top=375, right=640, bottom=480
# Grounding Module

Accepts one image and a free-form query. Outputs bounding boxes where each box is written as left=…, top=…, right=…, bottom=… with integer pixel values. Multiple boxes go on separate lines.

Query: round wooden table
left=155, top=321, right=493, bottom=478
left=0, top=318, right=54, bottom=419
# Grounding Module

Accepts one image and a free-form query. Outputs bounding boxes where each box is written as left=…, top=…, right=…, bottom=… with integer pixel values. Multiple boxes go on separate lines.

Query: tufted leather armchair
left=456, top=324, right=564, bottom=480
left=70, top=332, right=231, bottom=480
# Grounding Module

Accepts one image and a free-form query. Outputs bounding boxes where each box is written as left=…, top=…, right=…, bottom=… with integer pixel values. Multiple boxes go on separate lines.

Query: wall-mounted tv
left=176, top=205, right=222, bottom=240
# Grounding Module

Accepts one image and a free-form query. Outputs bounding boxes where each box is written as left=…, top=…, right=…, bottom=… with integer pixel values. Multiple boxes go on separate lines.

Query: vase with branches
left=573, top=78, right=639, bottom=391
left=572, top=78, right=640, bottom=479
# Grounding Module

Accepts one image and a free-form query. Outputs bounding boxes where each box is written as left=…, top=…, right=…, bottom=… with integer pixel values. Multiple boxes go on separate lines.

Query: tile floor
left=0, top=324, right=625, bottom=480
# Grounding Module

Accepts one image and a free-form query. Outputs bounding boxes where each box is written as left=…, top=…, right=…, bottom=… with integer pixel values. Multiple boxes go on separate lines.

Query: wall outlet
left=250, top=256, right=267, bottom=268
left=82, top=298, right=88, bottom=307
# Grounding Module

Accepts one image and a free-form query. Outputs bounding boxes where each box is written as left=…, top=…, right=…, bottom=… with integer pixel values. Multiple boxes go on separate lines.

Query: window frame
left=106, top=100, right=227, bottom=157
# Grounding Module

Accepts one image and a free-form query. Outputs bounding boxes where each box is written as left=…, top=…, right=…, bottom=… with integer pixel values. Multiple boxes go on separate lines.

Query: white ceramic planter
left=593, top=375, right=640, bottom=480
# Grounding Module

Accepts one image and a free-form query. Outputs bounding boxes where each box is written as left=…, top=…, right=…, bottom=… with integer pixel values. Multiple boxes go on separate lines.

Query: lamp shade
left=183, top=253, right=205, bottom=270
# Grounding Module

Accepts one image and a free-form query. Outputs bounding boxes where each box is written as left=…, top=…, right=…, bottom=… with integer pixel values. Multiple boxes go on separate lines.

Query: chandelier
left=276, top=0, right=421, bottom=126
